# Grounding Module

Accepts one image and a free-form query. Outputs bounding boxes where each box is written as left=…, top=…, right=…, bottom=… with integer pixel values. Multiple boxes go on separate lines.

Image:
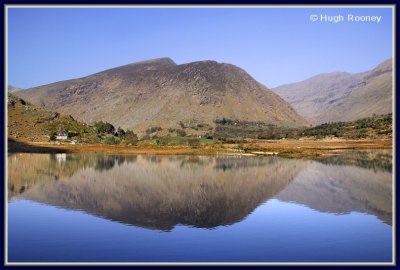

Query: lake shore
left=8, top=138, right=392, bottom=158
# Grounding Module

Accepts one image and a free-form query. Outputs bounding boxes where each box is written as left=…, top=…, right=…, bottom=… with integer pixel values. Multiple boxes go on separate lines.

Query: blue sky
left=8, top=7, right=393, bottom=89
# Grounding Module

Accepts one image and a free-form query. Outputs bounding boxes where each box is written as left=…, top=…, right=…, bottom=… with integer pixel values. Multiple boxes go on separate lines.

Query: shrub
left=156, top=138, right=169, bottom=146
left=104, top=135, right=120, bottom=145
left=49, top=133, right=57, bottom=141
left=188, top=138, right=200, bottom=148
left=176, top=129, right=186, bottom=137
left=67, top=131, right=79, bottom=138
left=146, top=126, right=162, bottom=134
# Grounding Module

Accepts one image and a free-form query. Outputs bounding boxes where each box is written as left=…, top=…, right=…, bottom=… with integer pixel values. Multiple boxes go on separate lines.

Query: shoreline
left=8, top=138, right=392, bottom=158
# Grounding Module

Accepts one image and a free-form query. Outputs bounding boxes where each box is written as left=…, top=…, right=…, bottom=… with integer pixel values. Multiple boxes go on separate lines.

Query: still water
left=7, top=151, right=393, bottom=263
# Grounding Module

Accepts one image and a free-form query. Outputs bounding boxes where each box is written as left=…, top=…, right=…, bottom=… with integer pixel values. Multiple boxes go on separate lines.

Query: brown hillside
left=16, top=58, right=308, bottom=136
left=273, top=59, right=392, bottom=124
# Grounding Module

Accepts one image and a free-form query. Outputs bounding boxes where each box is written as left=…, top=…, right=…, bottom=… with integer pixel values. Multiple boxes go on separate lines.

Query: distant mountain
left=8, top=85, right=22, bottom=93
left=273, top=59, right=392, bottom=124
left=8, top=93, right=98, bottom=142
left=15, top=58, right=308, bottom=136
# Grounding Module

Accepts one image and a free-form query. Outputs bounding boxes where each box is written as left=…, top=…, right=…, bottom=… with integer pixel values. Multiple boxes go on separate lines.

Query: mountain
left=7, top=93, right=99, bottom=142
left=15, top=58, right=308, bottom=136
left=273, top=59, right=392, bottom=124
left=8, top=85, right=22, bottom=93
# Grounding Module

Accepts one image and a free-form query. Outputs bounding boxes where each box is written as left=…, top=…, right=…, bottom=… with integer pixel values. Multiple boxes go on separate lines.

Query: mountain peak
left=93, top=57, right=177, bottom=76
left=133, top=57, right=177, bottom=66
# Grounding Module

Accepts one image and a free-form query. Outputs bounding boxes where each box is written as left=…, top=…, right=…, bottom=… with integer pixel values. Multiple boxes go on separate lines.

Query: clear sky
left=7, top=6, right=393, bottom=89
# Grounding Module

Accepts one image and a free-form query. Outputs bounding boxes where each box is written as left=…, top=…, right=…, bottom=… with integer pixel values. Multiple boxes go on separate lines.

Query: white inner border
left=4, top=4, right=396, bottom=266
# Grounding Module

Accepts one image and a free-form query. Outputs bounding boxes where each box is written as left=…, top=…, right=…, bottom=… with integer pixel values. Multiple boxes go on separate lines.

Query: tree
left=115, top=127, right=126, bottom=137
left=124, top=130, right=138, bottom=145
left=95, top=121, right=115, bottom=134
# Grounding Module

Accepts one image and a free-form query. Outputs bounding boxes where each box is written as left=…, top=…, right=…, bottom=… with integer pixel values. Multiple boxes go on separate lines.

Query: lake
left=7, top=150, right=393, bottom=263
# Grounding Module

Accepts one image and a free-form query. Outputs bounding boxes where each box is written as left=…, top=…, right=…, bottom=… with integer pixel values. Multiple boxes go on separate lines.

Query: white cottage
left=56, top=131, right=68, bottom=140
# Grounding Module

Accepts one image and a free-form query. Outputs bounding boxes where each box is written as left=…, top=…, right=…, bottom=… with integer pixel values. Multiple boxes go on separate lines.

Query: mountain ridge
left=15, top=58, right=308, bottom=136
left=273, top=58, right=392, bottom=124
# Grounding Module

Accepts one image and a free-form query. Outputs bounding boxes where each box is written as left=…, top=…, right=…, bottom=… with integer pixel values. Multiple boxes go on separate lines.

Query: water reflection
left=312, top=149, right=392, bottom=173
left=276, top=161, right=392, bottom=224
left=7, top=150, right=392, bottom=231
left=7, top=153, right=137, bottom=199
left=94, top=155, right=137, bottom=171
left=214, top=156, right=273, bottom=171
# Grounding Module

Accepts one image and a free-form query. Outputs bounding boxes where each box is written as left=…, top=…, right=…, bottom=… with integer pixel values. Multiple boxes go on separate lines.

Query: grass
left=146, top=136, right=216, bottom=146
left=8, top=138, right=392, bottom=158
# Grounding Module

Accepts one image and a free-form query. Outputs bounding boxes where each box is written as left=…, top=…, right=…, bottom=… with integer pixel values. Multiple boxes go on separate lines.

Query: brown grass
left=8, top=138, right=392, bottom=157
left=240, top=139, right=392, bottom=158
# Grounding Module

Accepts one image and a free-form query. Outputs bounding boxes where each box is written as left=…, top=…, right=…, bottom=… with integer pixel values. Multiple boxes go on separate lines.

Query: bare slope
left=273, top=59, right=392, bottom=124
left=7, top=93, right=98, bottom=142
left=16, top=58, right=308, bottom=135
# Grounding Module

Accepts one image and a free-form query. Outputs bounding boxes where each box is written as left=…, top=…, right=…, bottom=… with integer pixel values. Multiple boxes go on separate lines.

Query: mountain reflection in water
left=7, top=150, right=392, bottom=231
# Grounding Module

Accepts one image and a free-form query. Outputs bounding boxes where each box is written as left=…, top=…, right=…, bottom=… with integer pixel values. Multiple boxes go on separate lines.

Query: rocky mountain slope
left=273, top=58, right=392, bottom=124
left=7, top=93, right=98, bottom=142
left=15, top=58, right=308, bottom=135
